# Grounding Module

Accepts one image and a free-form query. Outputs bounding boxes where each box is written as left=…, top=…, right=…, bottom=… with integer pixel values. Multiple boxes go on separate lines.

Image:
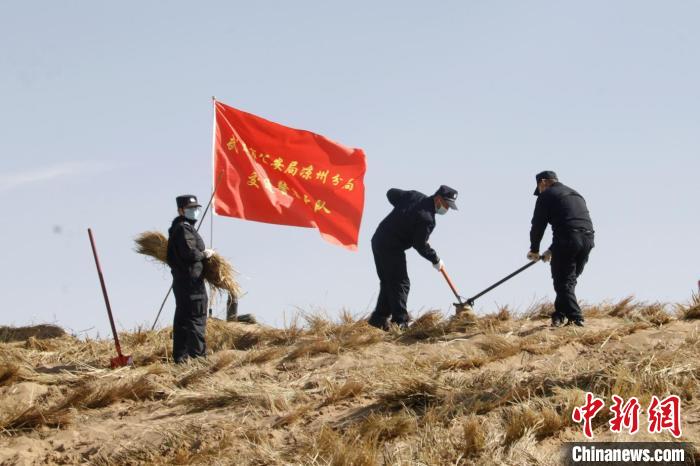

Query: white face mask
left=184, top=207, right=201, bottom=221
left=436, top=205, right=448, bottom=215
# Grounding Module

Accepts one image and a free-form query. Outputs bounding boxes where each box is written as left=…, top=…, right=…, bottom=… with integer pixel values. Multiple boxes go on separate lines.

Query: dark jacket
left=167, top=216, right=206, bottom=289
left=372, top=189, right=440, bottom=264
left=530, top=182, right=594, bottom=252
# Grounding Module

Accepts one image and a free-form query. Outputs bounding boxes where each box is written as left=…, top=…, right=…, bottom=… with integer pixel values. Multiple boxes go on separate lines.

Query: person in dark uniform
left=528, top=171, right=594, bottom=327
left=368, top=185, right=458, bottom=330
left=167, top=195, right=214, bottom=363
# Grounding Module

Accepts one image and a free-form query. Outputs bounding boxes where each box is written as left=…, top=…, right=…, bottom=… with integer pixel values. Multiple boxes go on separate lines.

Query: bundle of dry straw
left=134, top=231, right=241, bottom=298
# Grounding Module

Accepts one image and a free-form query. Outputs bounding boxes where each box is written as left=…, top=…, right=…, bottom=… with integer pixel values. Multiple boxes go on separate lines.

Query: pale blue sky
left=1, top=1, right=698, bottom=336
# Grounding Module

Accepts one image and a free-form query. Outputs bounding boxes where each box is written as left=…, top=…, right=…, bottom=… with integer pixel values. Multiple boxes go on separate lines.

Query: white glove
left=542, top=250, right=552, bottom=263
left=526, top=251, right=540, bottom=262
left=203, top=249, right=215, bottom=259
left=433, top=259, right=444, bottom=271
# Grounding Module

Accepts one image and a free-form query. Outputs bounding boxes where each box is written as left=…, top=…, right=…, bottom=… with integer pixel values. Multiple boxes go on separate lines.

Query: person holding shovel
left=167, top=195, right=214, bottom=363
left=528, top=171, right=594, bottom=327
left=368, top=185, right=458, bottom=330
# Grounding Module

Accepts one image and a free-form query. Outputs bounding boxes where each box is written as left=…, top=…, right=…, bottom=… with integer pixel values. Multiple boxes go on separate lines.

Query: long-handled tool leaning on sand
left=88, top=228, right=133, bottom=368
left=464, top=255, right=545, bottom=307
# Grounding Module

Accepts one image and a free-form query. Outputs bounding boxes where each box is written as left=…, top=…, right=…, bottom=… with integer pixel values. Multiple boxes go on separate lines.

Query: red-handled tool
left=88, top=228, right=133, bottom=368
left=440, top=267, right=470, bottom=314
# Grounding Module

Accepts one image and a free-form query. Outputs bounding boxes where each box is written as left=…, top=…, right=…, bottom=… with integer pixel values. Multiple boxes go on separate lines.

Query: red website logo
left=572, top=393, right=682, bottom=439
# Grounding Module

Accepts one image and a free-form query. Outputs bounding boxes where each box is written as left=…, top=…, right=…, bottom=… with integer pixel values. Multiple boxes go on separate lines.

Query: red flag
left=212, top=100, right=367, bottom=250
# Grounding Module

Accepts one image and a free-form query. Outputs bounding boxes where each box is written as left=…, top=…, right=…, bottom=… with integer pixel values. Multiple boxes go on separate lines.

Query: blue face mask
left=184, top=207, right=201, bottom=221
left=436, top=205, right=448, bottom=215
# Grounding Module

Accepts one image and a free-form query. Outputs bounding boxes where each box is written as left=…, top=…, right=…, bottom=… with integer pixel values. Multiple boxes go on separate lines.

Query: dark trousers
left=369, top=241, right=410, bottom=328
left=172, top=283, right=208, bottom=363
left=550, top=231, right=594, bottom=322
left=226, top=293, right=238, bottom=322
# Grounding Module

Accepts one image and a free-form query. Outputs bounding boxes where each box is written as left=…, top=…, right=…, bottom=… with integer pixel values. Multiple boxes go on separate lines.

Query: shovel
left=465, top=255, right=545, bottom=307
left=88, top=228, right=133, bottom=369
left=440, top=267, right=472, bottom=314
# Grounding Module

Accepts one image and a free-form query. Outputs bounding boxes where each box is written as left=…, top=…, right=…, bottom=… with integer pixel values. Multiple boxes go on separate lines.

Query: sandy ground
left=1, top=302, right=699, bottom=465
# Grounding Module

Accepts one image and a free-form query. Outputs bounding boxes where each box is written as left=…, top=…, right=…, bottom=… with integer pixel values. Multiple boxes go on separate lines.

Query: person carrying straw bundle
left=167, top=194, right=214, bottom=363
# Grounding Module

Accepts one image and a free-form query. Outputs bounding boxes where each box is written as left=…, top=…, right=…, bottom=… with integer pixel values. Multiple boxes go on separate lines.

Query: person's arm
left=529, top=195, right=549, bottom=253
left=386, top=188, right=406, bottom=207
left=412, top=220, right=439, bottom=264
left=174, top=226, right=205, bottom=264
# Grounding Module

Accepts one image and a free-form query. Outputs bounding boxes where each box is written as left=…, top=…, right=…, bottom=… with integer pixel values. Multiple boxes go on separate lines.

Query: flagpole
left=150, top=97, right=223, bottom=330
left=210, top=96, right=217, bottom=250
left=209, top=96, right=216, bottom=317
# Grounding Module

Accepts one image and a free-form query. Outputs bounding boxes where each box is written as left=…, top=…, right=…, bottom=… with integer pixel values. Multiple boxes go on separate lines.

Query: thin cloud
left=0, top=161, right=114, bottom=192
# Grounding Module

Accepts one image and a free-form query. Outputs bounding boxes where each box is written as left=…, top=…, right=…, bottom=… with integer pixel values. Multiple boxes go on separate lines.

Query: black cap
left=533, top=171, right=558, bottom=196
left=435, top=185, right=458, bottom=210
left=176, top=195, right=201, bottom=209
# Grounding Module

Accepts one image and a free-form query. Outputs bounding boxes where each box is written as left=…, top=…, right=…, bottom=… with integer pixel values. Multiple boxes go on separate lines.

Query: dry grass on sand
left=1, top=298, right=699, bottom=465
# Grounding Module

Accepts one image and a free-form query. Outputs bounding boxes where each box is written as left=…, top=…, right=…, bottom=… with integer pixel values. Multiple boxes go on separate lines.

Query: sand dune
left=1, top=296, right=699, bottom=465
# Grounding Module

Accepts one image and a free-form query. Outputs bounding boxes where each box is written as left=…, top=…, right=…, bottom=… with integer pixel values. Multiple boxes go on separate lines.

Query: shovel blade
left=110, top=354, right=133, bottom=369
left=454, top=302, right=475, bottom=316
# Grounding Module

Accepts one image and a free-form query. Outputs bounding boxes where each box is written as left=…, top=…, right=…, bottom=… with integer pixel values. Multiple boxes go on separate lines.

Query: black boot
left=368, top=316, right=389, bottom=331
left=551, top=314, right=566, bottom=328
